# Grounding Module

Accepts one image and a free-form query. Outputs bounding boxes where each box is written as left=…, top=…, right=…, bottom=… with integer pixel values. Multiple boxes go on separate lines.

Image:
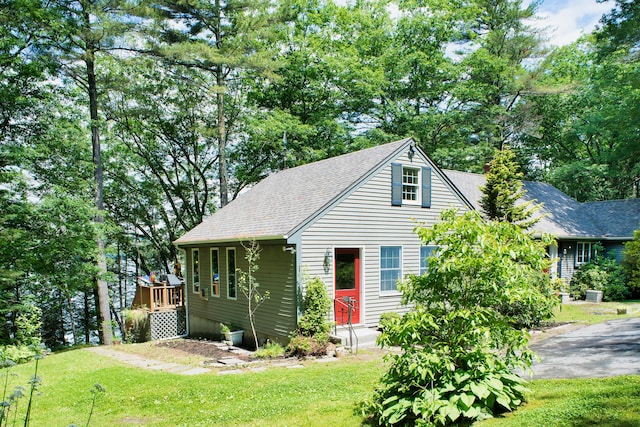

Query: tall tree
left=142, top=0, right=280, bottom=207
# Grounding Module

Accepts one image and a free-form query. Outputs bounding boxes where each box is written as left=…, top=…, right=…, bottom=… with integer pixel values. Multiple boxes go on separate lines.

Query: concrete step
left=332, top=326, right=380, bottom=350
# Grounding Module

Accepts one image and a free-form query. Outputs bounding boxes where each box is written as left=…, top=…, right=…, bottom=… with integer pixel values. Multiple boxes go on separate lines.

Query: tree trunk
left=84, top=35, right=112, bottom=345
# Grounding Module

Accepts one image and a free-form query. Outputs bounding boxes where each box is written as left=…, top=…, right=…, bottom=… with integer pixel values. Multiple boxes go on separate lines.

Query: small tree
left=237, top=241, right=269, bottom=349
left=361, top=210, right=555, bottom=426
left=297, top=277, right=332, bottom=340
left=480, top=148, right=541, bottom=228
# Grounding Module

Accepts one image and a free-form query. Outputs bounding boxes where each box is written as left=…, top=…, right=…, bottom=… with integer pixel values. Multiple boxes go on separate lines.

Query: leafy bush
left=0, top=344, right=38, bottom=364
left=378, top=312, right=401, bottom=332
left=254, top=340, right=285, bottom=359
left=123, top=309, right=150, bottom=343
left=570, top=252, right=630, bottom=301
left=297, top=277, right=332, bottom=338
left=623, top=229, right=640, bottom=298
left=361, top=210, right=555, bottom=426
left=285, top=335, right=328, bottom=358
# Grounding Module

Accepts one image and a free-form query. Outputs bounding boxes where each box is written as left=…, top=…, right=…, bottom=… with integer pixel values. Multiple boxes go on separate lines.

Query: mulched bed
left=155, top=338, right=252, bottom=361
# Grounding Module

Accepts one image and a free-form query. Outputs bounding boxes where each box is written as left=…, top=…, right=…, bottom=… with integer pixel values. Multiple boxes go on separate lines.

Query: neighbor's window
left=576, top=242, right=596, bottom=265
left=420, top=245, right=438, bottom=276
left=227, top=248, right=237, bottom=299
left=211, top=248, right=220, bottom=297
left=402, top=167, right=419, bottom=202
left=192, top=249, right=200, bottom=294
left=380, top=246, right=402, bottom=293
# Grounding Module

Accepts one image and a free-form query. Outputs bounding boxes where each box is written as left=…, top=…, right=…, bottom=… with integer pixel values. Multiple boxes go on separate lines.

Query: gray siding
left=185, top=242, right=296, bottom=344
left=298, top=152, right=469, bottom=327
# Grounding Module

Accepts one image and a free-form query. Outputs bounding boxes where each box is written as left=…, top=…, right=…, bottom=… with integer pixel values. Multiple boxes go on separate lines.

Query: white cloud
left=529, top=0, right=614, bottom=46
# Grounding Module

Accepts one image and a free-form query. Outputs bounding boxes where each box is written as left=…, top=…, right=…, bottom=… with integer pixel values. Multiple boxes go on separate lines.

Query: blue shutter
left=421, top=166, right=431, bottom=208
left=391, top=163, right=402, bottom=206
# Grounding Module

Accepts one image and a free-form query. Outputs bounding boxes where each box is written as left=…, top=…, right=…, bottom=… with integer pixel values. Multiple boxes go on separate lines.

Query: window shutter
left=391, top=163, right=402, bottom=206
left=421, top=166, right=432, bottom=208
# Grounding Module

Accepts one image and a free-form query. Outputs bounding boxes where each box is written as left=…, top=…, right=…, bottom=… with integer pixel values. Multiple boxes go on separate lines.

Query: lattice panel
left=150, top=309, right=187, bottom=340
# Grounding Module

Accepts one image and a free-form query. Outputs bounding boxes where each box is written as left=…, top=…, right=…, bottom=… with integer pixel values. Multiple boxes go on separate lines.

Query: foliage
left=253, top=341, right=285, bottom=359
left=361, top=210, right=555, bottom=426
left=569, top=246, right=630, bottom=301
left=122, top=309, right=150, bottom=344
left=297, top=277, right=332, bottom=340
left=285, top=335, right=329, bottom=358
left=480, top=148, right=541, bottom=228
left=378, top=312, right=401, bottom=333
left=237, top=241, right=270, bottom=350
left=622, top=229, right=640, bottom=298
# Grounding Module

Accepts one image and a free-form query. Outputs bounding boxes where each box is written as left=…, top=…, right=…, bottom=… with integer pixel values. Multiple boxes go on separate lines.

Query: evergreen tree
left=480, top=147, right=540, bottom=227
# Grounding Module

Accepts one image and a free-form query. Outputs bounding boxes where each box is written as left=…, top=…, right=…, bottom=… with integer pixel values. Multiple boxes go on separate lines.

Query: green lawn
left=3, top=302, right=640, bottom=426
left=552, top=300, right=640, bottom=324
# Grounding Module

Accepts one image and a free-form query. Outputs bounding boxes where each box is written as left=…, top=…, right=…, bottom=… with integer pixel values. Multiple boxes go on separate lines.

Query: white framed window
left=420, top=245, right=437, bottom=276
left=211, top=248, right=220, bottom=297
left=576, top=242, right=595, bottom=265
left=402, top=167, right=420, bottom=203
left=227, top=247, right=237, bottom=300
left=191, top=249, right=200, bottom=294
left=380, top=246, right=402, bottom=293
left=391, top=163, right=431, bottom=208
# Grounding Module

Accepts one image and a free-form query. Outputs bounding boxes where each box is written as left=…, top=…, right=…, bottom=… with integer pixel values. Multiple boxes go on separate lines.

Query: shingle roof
left=583, top=199, right=640, bottom=238
left=444, top=170, right=639, bottom=240
left=174, top=138, right=413, bottom=245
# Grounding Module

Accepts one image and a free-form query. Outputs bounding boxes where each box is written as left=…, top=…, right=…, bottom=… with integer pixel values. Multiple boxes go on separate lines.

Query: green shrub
left=378, top=312, right=401, bottom=332
left=570, top=253, right=630, bottom=301
left=361, top=210, right=554, bottom=426
left=0, top=344, right=38, bottom=364
left=254, top=340, right=285, bottom=359
left=285, top=335, right=328, bottom=358
left=623, top=229, right=640, bottom=298
left=297, top=277, right=331, bottom=338
left=123, top=309, right=150, bottom=343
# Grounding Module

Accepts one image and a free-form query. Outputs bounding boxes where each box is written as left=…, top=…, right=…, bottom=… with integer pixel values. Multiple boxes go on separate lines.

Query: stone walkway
left=86, top=345, right=316, bottom=376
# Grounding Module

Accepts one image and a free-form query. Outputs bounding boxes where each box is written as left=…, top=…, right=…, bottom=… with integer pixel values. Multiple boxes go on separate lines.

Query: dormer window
left=391, top=163, right=431, bottom=208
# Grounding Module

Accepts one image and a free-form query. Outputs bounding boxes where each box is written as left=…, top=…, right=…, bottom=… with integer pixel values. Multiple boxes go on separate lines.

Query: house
left=446, top=171, right=640, bottom=283
left=173, top=138, right=640, bottom=344
left=173, top=138, right=473, bottom=343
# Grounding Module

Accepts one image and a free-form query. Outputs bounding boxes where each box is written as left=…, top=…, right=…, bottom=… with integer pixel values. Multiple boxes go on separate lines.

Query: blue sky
left=530, top=0, right=615, bottom=46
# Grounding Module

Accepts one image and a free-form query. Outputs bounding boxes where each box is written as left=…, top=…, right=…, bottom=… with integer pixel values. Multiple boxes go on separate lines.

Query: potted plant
left=220, top=323, right=243, bottom=346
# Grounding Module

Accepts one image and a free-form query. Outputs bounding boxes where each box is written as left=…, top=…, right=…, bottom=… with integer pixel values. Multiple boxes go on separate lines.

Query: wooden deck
left=132, top=280, right=185, bottom=312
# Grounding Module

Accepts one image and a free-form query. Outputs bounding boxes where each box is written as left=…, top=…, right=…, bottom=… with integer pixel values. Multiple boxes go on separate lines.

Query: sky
left=531, top=0, right=615, bottom=46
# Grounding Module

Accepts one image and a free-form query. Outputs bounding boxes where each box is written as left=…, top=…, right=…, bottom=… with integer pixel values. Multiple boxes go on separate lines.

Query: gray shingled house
left=174, top=138, right=640, bottom=344
left=446, top=171, right=640, bottom=283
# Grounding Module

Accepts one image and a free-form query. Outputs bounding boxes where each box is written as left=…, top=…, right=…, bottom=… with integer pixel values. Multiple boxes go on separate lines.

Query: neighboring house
left=446, top=171, right=640, bottom=284
left=174, top=138, right=640, bottom=344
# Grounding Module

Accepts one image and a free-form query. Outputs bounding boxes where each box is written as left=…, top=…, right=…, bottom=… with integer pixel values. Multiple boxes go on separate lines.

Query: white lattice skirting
left=150, top=309, right=187, bottom=340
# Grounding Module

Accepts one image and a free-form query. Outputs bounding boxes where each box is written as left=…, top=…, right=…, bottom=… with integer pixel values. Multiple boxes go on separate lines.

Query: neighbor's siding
left=299, top=152, right=469, bottom=327
left=184, top=242, right=296, bottom=344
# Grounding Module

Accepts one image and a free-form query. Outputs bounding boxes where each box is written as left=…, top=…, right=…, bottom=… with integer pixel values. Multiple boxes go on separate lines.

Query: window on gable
left=576, top=242, right=596, bottom=265
left=420, top=245, right=437, bottom=276
left=211, top=248, right=220, bottom=297
left=192, top=249, right=200, bottom=294
left=380, top=246, right=402, bottom=293
left=392, top=163, right=431, bottom=208
left=402, top=167, right=419, bottom=202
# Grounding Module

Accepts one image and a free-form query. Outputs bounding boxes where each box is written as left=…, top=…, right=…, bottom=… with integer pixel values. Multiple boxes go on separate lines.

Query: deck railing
left=133, top=280, right=185, bottom=312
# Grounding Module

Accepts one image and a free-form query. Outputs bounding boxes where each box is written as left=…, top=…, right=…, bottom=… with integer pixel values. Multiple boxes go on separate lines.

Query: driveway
left=529, top=317, right=640, bottom=379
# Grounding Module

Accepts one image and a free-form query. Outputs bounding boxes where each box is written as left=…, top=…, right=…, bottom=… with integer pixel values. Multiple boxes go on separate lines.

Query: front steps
left=332, top=326, right=380, bottom=351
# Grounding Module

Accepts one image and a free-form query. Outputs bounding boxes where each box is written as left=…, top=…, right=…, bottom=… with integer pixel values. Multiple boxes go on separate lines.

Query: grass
left=478, top=376, right=640, bottom=427
left=552, top=300, right=640, bottom=324
left=3, top=301, right=640, bottom=426
left=2, top=348, right=386, bottom=426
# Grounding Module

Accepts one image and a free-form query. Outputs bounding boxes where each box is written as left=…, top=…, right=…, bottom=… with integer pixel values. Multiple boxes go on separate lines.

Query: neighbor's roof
left=174, top=138, right=414, bottom=245
left=444, top=170, right=639, bottom=240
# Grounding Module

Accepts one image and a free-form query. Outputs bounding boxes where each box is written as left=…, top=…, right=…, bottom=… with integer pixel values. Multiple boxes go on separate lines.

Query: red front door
left=334, top=248, right=360, bottom=325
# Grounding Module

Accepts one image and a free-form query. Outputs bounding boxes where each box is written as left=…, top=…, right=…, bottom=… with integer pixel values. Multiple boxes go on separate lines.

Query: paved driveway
left=529, top=317, right=640, bottom=379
